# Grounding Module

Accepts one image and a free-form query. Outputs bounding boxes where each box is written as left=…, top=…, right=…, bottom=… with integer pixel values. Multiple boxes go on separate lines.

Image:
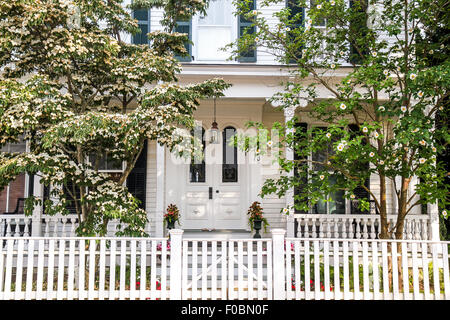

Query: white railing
left=0, top=230, right=449, bottom=300
left=0, top=215, right=152, bottom=237
left=0, top=215, right=33, bottom=237
left=294, top=214, right=431, bottom=240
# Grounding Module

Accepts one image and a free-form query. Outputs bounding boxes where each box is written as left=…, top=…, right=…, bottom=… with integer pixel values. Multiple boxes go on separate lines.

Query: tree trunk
left=378, top=174, right=389, bottom=239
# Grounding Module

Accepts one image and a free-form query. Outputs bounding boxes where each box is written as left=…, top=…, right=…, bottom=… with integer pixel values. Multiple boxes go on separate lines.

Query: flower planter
left=253, top=219, right=262, bottom=239
left=166, top=220, right=175, bottom=230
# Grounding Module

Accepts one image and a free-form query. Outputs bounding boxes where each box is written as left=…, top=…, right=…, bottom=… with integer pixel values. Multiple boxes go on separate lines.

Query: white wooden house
left=0, top=0, right=440, bottom=241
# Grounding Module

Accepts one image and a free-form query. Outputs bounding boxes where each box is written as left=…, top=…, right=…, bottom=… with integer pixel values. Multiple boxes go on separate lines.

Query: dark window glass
left=190, top=127, right=205, bottom=183
left=222, top=127, right=238, bottom=183
left=310, top=126, right=345, bottom=214
left=311, top=127, right=339, bottom=171
left=89, top=153, right=122, bottom=171
left=310, top=0, right=326, bottom=26
left=63, top=179, right=79, bottom=215
left=133, top=9, right=148, bottom=21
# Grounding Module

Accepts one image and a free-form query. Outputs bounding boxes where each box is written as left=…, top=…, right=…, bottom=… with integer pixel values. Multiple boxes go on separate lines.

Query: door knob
left=216, top=190, right=219, bottom=193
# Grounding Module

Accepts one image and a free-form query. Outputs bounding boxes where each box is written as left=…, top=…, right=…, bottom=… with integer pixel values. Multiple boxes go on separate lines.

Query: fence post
left=169, top=229, right=183, bottom=300
left=272, top=228, right=286, bottom=300
left=428, top=202, right=441, bottom=241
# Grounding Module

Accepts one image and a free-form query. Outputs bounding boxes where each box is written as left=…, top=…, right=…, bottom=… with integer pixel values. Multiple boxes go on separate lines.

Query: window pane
left=239, top=25, right=256, bottom=59
left=329, top=176, right=345, bottom=214
left=329, top=190, right=345, bottom=214
left=287, top=0, right=304, bottom=23
left=238, top=0, right=255, bottom=24
left=222, top=127, right=238, bottom=183
left=1, top=135, right=26, bottom=153
left=133, top=24, right=148, bottom=45
left=310, top=0, right=326, bottom=26
left=89, top=153, right=122, bottom=171
left=134, top=9, right=148, bottom=21
left=199, top=0, right=232, bottom=25
left=315, top=199, right=327, bottom=214
left=190, top=127, right=206, bottom=183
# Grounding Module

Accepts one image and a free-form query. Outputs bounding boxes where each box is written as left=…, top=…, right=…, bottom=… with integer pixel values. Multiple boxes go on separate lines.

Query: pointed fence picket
left=0, top=232, right=449, bottom=300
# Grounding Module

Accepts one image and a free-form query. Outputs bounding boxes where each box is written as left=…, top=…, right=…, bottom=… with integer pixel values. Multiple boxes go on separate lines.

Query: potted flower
left=164, top=204, right=180, bottom=230
left=247, top=201, right=269, bottom=238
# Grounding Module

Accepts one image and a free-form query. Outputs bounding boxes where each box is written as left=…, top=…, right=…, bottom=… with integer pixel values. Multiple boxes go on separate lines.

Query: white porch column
left=428, top=202, right=440, bottom=241
left=31, top=174, right=42, bottom=237
left=284, top=106, right=297, bottom=238
left=155, top=143, right=165, bottom=237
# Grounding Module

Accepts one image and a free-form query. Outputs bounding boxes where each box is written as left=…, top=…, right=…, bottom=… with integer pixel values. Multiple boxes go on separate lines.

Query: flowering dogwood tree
left=0, top=0, right=230, bottom=236
left=231, top=0, right=449, bottom=239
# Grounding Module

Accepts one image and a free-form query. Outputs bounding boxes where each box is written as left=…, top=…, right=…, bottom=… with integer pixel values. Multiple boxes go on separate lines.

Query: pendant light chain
left=214, top=96, right=217, bottom=122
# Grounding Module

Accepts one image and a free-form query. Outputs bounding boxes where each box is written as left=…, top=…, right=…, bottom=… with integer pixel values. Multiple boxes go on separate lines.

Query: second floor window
left=196, top=0, right=234, bottom=61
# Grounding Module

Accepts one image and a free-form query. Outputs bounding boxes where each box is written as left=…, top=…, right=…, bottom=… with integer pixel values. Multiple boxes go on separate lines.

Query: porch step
left=181, top=229, right=256, bottom=239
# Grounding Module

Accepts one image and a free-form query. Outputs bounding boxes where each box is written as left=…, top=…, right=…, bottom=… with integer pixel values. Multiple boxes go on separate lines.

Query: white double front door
left=177, top=122, right=248, bottom=230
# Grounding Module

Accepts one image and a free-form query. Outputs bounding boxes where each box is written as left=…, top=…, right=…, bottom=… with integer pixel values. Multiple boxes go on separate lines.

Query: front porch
left=0, top=211, right=436, bottom=240
left=0, top=94, right=442, bottom=242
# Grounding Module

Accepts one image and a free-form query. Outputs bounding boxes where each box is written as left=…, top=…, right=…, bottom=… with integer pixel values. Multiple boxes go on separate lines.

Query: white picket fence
left=0, top=229, right=449, bottom=300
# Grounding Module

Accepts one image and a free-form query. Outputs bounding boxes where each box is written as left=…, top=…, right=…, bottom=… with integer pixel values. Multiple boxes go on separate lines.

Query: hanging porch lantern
left=209, top=97, right=220, bottom=144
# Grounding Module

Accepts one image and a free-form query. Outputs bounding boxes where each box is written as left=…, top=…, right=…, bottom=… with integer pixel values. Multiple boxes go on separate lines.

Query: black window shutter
left=132, top=9, right=150, bottom=45
left=348, top=124, right=370, bottom=214
left=348, top=0, right=368, bottom=64
left=294, top=122, right=308, bottom=213
left=175, top=20, right=192, bottom=62
left=286, top=0, right=305, bottom=63
left=127, top=140, right=148, bottom=210
left=238, top=0, right=257, bottom=62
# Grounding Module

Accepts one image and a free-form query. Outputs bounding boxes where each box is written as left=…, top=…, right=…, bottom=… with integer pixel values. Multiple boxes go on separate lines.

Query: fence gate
left=181, top=239, right=273, bottom=300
